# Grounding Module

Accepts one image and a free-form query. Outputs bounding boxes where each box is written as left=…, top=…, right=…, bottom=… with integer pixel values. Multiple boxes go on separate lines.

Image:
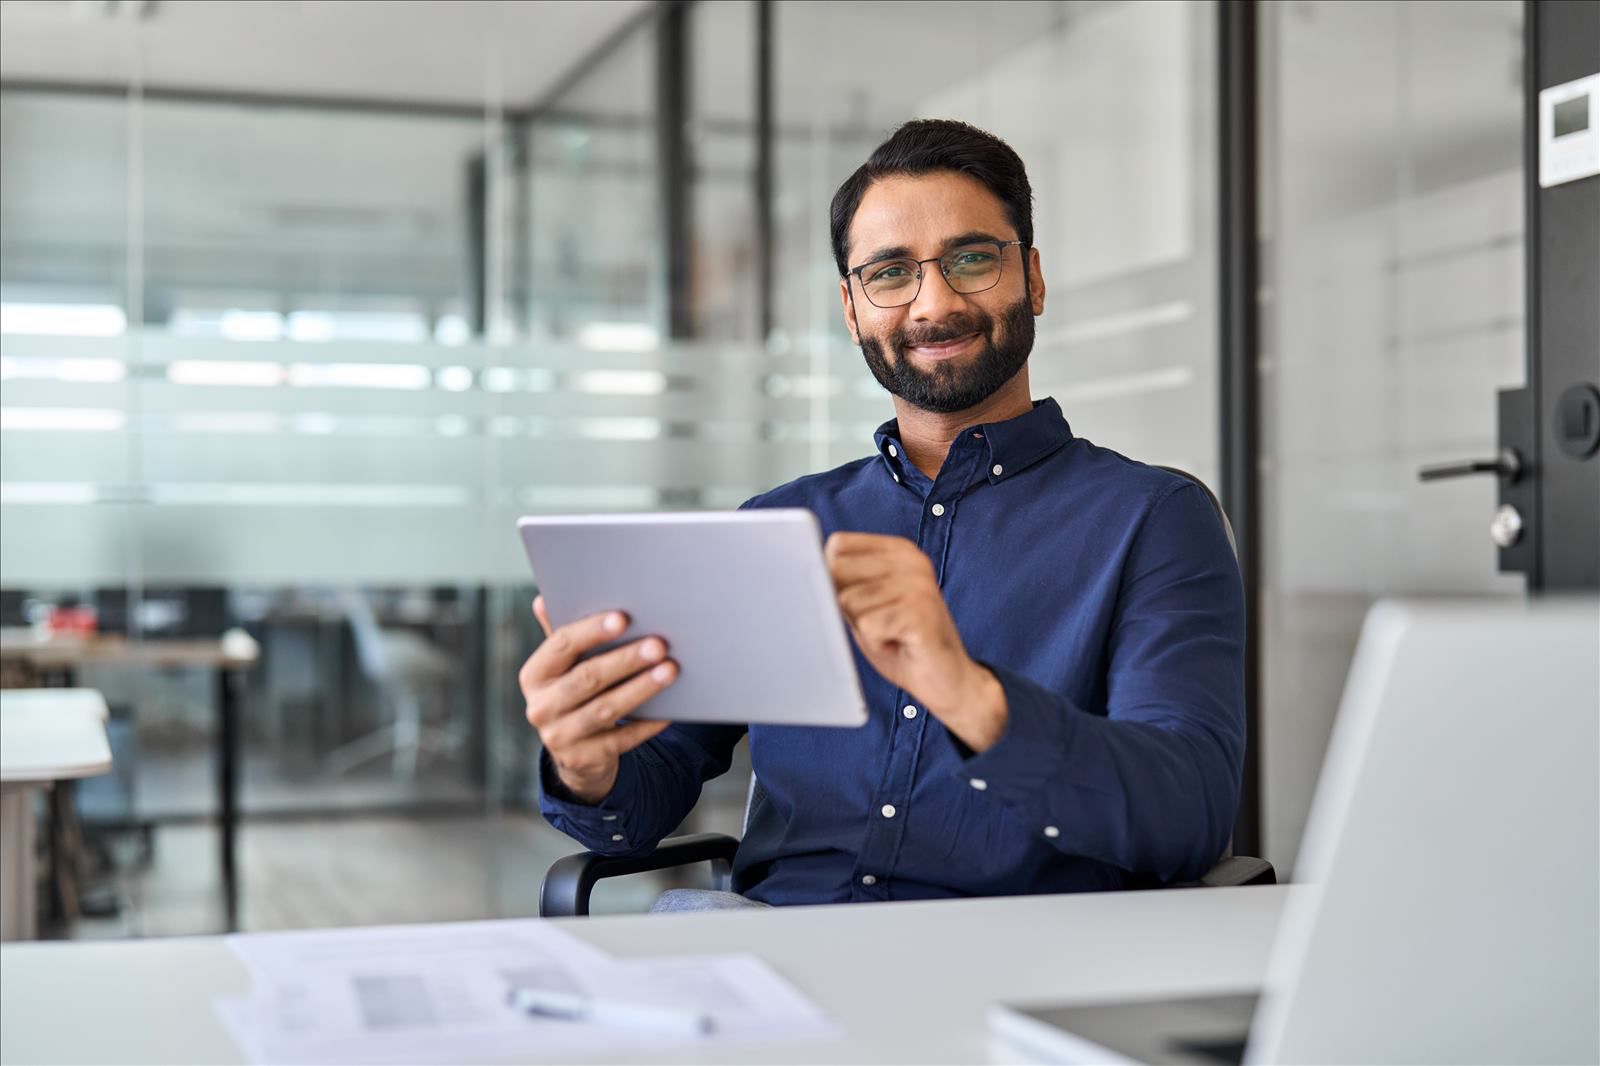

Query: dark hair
left=829, top=118, right=1034, bottom=277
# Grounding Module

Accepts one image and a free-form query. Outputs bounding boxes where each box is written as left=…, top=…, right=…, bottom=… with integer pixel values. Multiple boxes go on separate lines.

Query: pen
left=506, top=986, right=716, bottom=1037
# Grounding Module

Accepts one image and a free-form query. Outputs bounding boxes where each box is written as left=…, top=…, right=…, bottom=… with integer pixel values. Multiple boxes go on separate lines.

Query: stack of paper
left=214, top=918, right=834, bottom=1064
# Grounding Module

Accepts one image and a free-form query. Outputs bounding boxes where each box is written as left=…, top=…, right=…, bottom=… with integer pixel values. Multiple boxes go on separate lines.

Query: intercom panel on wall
left=1540, top=73, right=1600, bottom=188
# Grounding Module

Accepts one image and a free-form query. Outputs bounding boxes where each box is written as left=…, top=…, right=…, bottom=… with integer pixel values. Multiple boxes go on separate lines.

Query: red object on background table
left=46, top=608, right=97, bottom=636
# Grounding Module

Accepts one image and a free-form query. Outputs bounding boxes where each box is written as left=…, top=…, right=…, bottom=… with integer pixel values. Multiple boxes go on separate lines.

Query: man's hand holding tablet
left=519, top=599, right=676, bottom=805
left=516, top=510, right=869, bottom=806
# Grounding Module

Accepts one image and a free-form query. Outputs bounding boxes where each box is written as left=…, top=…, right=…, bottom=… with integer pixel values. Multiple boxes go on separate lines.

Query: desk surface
left=0, top=884, right=1291, bottom=1065
left=0, top=629, right=259, bottom=669
left=0, top=689, right=112, bottom=783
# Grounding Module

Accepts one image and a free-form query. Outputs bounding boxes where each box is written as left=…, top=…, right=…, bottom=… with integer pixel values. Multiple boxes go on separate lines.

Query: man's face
left=840, top=171, right=1045, bottom=415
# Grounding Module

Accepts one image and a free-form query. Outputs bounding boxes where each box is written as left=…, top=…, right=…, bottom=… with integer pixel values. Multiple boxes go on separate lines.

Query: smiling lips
left=905, top=333, right=981, bottom=361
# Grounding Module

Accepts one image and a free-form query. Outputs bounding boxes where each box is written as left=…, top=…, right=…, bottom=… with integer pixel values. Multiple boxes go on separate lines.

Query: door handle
left=1418, top=447, right=1523, bottom=483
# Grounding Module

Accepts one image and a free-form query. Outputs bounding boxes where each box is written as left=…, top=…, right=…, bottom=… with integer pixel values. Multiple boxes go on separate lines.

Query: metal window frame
left=1218, top=0, right=1263, bottom=858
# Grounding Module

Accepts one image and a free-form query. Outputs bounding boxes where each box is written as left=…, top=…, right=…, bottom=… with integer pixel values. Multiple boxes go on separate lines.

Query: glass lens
left=861, top=258, right=922, bottom=305
left=943, top=243, right=1005, bottom=292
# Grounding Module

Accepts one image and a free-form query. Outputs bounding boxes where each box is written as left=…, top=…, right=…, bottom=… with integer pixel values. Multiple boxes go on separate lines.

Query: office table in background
left=0, top=884, right=1291, bottom=1064
left=0, top=630, right=259, bottom=931
left=0, top=688, right=112, bottom=941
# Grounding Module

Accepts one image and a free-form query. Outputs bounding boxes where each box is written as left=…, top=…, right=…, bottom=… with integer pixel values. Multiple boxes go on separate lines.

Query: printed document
left=214, top=919, right=833, bottom=1064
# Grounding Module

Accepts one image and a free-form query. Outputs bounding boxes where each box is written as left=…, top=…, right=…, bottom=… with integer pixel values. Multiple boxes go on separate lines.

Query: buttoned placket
left=852, top=432, right=988, bottom=901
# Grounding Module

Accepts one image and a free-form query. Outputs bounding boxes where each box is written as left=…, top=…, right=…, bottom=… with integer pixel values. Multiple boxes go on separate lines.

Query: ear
left=839, top=277, right=861, bottom=345
left=1027, top=247, right=1046, bottom=317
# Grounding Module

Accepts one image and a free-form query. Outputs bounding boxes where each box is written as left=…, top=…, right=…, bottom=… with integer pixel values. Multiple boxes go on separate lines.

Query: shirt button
left=611, top=833, right=625, bottom=842
left=969, top=778, right=988, bottom=791
left=892, top=473, right=900, bottom=483
left=861, top=874, right=878, bottom=886
left=881, top=804, right=897, bottom=819
left=930, top=503, right=946, bottom=517
left=1044, top=826, right=1061, bottom=838
left=992, top=464, right=1004, bottom=476
left=902, top=704, right=918, bottom=719
left=887, top=443, right=898, bottom=457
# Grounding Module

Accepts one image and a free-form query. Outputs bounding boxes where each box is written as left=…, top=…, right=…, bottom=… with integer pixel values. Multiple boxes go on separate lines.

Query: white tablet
left=517, top=510, right=867, bottom=728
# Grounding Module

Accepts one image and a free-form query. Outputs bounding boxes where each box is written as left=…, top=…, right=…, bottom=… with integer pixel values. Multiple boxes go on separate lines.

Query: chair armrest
left=539, top=832, right=741, bottom=918
left=1197, top=855, right=1276, bottom=887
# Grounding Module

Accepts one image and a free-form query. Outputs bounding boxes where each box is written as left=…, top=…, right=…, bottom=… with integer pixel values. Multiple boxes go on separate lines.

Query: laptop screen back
left=1247, top=599, right=1599, bottom=1064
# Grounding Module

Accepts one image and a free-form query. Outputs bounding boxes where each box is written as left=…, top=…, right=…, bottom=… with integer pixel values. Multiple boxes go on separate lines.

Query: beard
left=858, top=296, right=1035, bottom=415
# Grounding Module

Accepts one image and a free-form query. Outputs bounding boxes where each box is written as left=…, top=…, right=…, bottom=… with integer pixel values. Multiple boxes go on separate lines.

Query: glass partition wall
left=2, top=0, right=1222, bottom=933
left=1258, top=0, right=1526, bottom=872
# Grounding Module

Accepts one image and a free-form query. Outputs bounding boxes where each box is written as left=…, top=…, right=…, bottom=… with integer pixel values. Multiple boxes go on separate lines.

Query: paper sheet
left=215, top=919, right=834, bottom=1064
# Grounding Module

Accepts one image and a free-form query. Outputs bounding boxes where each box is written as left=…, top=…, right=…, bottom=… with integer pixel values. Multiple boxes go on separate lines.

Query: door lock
left=1490, top=504, right=1524, bottom=548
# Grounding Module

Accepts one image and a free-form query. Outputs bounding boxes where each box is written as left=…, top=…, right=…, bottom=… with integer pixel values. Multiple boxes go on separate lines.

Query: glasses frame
left=845, top=239, right=1029, bottom=309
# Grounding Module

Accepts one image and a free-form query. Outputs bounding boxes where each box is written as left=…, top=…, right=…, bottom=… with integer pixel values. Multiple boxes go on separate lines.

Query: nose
left=906, top=263, right=970, bottom=325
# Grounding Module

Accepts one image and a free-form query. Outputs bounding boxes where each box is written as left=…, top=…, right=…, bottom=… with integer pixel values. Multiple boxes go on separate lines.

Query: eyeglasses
left=846, top=239, right=1026, bottom=309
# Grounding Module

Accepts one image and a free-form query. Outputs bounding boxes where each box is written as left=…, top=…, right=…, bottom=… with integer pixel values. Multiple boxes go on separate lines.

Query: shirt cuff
left=537, top=747, right=645, bottom=852
left=949, top=663, right=1083, bottom=807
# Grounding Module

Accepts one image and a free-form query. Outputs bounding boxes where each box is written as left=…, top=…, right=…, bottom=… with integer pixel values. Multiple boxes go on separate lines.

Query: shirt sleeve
left=538, top=721, right=747, bottom=857
left=952, top=480, right=1247, bottom=883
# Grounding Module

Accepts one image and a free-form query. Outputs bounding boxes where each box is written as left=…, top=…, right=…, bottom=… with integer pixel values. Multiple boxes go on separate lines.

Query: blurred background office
left=0, top=0, right=1589, bottom=937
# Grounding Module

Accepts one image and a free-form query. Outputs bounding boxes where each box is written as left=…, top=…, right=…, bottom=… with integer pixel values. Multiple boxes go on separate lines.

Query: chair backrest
left=337, top=590, right=389, bottom=680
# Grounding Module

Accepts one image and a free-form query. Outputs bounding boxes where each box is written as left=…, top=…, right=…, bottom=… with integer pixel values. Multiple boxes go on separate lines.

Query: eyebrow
left=853, top=230, right=1010, bottom=271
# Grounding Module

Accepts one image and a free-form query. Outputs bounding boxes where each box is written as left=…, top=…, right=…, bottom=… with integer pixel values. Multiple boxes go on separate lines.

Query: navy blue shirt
left=539, top=397, right=1246, bottom=903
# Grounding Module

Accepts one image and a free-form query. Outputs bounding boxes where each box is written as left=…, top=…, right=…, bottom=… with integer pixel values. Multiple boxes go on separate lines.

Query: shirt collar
left=872, top=397, right=1074, bottom=485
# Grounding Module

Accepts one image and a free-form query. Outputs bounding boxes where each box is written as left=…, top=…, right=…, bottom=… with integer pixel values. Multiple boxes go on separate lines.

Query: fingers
left=604, top=718, right=674, bottom=756
left=539, top=659, right=679, bottom=751
left=828, top=552, right=900, bottom=587
left=825, top=531, right=902, bottom=561
left=836, top=577, right=902, bottom=620
left=851, top=604, right=910, bottom=646
left=828, top=553, right=936, bottom=610
left=521, top=608, right=628, bottom=687
left=555, top=719, right=672, bottom=776
left=532, top=596, right=553, bottom=639
left=548, top=638, right=671, bottom=718
left=825, top=528, right=928, bottom=569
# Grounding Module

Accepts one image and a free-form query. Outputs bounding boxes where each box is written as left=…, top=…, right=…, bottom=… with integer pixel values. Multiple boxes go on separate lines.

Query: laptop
left=991, top=598, right=1600, bottom=1065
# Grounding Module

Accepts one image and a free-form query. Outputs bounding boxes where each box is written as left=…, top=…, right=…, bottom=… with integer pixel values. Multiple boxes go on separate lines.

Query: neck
left=891, top=368, right=1034, bottom=481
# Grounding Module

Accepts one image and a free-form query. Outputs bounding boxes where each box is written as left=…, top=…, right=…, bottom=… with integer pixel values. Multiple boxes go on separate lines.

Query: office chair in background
left=322, top=590, right=461, bottom=781
left=539, top=468, right=1274, bottom=916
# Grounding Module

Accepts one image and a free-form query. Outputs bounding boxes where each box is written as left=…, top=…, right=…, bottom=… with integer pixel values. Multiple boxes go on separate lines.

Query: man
left=522, top=119, right=1245, bottom=908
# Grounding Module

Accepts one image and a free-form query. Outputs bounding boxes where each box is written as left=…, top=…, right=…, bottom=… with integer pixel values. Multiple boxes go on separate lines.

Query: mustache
left=894, top=312, right=992, bottom=348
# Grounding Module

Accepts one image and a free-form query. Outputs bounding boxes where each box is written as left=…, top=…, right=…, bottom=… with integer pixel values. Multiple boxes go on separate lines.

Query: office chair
left=323, top=590, right=461, bottom=781
left=539, top=467, right=1274, bottom=917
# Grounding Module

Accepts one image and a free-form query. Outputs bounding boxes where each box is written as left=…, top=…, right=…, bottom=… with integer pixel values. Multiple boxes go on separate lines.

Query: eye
left=867, top=263, right=914, bottom=283
left=950, top=251, right=997, bottom=268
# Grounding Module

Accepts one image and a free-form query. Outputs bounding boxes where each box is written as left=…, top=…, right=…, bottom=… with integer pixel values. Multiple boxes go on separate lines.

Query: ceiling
left=0, top=0, right=651, bottom=109
left=0, top=0, right=1529, bottom=311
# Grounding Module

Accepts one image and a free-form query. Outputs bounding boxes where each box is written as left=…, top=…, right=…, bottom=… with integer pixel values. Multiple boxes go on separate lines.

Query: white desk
left=1, top=633, right=259, bottom=930
left=0, top=884, right=1291, bottom=1064
left=0, top=689, right=112, bottom=942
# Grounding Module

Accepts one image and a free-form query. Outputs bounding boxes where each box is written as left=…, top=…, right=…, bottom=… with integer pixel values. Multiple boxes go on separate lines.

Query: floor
left=67, top=811, right=716, bottom=940
left=47, top=668, right=753, bottom=940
